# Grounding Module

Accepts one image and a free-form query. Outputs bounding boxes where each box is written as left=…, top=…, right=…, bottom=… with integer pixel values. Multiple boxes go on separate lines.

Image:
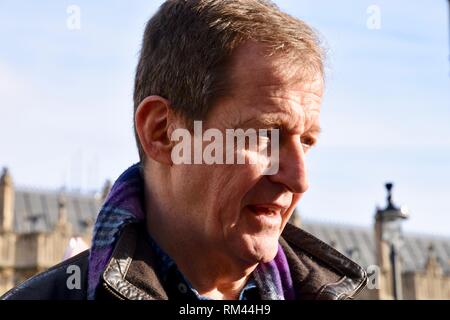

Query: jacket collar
left=101, top=223, right=367, bottom=300
left=280, top=223, right=367, bottom=299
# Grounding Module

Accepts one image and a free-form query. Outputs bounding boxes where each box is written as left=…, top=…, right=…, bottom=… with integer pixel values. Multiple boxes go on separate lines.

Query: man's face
left=170, top=43, right=323, bottom=266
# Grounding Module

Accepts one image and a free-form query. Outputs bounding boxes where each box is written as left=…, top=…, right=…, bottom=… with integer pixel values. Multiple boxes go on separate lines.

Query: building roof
left=13, top=187, right=102, bottom=235
left=302, top=220, right=450, bottom=274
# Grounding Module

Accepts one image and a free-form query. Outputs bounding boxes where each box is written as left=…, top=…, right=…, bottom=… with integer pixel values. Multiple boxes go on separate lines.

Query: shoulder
left=1, top=250, right=90, bottom=300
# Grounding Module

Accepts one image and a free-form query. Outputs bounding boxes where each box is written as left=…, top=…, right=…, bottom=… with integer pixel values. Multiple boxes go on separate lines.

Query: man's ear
left=135, top=96, right=174, bottom=165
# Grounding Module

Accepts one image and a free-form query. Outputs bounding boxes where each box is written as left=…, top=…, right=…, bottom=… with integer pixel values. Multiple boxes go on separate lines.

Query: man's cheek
left=241, top=148, right=275, bottom=177
left=281, top=195, right=301, bottom=225
left=291, top=193, right=302, bottom=206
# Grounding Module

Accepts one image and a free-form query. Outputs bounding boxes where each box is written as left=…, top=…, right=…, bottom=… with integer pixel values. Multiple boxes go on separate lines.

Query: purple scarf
left=87, top=163, right=295, bottom=300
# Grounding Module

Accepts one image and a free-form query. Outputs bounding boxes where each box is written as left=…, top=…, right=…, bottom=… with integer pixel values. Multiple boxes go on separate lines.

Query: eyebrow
left=237, top=115, right=294, bottom=130
left=236, top=115, right=321, bottom=136
left=305, top=123, right=322, bottom=136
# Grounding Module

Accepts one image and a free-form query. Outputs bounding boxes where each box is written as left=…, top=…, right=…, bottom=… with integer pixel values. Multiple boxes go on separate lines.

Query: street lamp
left=375, top=183, right=409, bottom=300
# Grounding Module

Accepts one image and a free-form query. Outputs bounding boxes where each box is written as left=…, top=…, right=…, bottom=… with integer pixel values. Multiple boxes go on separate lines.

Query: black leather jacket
left=1, top=223, right=367, bottom=300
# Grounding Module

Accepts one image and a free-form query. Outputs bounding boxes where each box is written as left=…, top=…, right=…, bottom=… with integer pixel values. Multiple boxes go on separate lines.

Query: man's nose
left=268, top=135, right=309, bottom=194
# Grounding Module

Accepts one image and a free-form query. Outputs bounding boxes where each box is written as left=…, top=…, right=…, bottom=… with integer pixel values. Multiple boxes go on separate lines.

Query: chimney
left=57, top=193, right=68, bottom=225
left=55, top=192, right=72, bottom=236
left=0, top=167, right=15, bottom=232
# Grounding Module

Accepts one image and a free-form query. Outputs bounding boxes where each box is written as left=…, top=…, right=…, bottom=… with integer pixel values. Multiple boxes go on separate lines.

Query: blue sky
left=0, top=0, right=449, bottom=236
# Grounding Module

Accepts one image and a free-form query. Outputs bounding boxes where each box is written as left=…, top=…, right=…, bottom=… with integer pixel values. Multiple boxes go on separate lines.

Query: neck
left=144, top=175, right=257, bottom=300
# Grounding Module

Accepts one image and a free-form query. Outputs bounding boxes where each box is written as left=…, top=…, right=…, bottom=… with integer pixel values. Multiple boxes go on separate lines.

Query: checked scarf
left=87, top=163, right=295, bottom=300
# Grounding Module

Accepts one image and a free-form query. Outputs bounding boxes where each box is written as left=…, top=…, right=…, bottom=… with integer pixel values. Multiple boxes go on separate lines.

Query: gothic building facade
left=0, top=168, right=106, bottom=293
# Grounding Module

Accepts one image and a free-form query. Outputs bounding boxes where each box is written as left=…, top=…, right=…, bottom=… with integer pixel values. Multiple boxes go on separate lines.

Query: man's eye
left=301, top=136, right=316, bottom=149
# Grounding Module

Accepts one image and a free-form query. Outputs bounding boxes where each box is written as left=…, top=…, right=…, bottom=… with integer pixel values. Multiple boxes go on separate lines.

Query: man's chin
left=254, top=239, right=279, bottom=263
left=230, top=234, right=280, bottom=265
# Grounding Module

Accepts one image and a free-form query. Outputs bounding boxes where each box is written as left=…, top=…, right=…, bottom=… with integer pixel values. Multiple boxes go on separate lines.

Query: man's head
left=134, top=0, right=324, bottom=267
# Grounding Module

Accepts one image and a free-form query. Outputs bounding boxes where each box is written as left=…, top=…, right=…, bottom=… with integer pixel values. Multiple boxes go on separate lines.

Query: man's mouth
left=246, top=204, right=284, bottom=216
left=244, top=204, right=285, bottom=229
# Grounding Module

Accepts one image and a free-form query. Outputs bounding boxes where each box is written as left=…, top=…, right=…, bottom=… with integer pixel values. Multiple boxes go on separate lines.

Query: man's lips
left=246, top=204, right=287, bottom=216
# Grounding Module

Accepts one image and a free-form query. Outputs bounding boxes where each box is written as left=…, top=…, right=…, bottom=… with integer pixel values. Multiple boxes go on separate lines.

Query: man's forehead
left=227, top=41, right=324, bottom=96
left=206, top=41, right=323, bottom=132
left=228, top=47, right=323, bottom=131
left=224, top=80, right=322, bottom=135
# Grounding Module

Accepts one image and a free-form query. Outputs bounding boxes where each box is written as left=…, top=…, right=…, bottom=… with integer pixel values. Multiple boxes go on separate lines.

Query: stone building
left=1, top=167, right=449, bottom=299
left=0, top=168, right=105, bottom=293
left=301, top=221, right=450, bottom=299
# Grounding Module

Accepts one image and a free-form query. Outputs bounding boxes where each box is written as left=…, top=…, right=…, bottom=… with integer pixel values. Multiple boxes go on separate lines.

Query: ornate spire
left=376, top=182, right=408, bottom=221
left=54, top=192, right=72, bottom=236
left=425, top=243, right=442, bottom=276
left=0, top=167, right=13, bottom=186
left=385, top=182, right=398, bottom=211
left=101, top=179, right=112, bottom=202
left=0, top=167, right=15, bottom=232
left=57, top=193, right=68, bottom=224
left=427, top=243, right=438, bottom=260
